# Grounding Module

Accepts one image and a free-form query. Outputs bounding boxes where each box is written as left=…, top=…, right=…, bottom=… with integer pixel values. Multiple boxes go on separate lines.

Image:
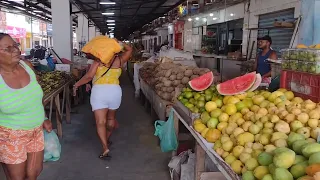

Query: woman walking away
left=73, top=41, right=132, bottom=159
left=0, top=33, right=52, bottom=180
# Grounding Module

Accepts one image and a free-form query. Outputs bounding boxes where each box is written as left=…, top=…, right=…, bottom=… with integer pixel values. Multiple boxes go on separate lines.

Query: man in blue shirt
left=254, top=35, right=277, bottom=78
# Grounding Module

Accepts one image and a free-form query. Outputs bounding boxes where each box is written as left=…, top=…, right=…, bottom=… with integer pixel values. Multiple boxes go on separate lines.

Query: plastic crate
left=280, top=70, right=320, bottom=102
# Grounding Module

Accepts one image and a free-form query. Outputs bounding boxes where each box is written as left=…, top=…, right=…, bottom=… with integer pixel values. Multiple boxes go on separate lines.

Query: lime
left=197, top=100, right=205, bottom=108
left=184, top=92, right=193, bottom=99
left=185, top=103, right=194, bottom=109
left=199, top=107, right=206, bottom=113
left=192, top=107, right=200, bottom=113
left=189, top=98, right=196, bottom=104
left=180, top=99, right=188, bottom=104
left=194, top=93, right=201, bottom=100
left=198, top=96, right=205, bottom=101
left=209, top=86, right=216, bottom=91
left=205, top=94, right=213, bottom=101
left=178, top=95, right=184, bottom=100
left=205, top=89, right=213, bottom=95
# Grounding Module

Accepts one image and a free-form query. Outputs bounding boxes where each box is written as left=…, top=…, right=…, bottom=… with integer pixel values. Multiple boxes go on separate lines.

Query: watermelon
left=188, top=71, right=214, bottom=91
left=217, top=72, right=256, bottom=95
left=248, top=73, right=262, bottom=92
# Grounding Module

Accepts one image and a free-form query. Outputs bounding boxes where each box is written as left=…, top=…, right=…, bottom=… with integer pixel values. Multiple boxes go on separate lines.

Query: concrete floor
left=38, top=74, right=171, bottom=180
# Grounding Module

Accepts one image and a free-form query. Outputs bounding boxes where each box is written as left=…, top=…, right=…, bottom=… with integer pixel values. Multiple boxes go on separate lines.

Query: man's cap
left=258, top=35, right=272, bottom=44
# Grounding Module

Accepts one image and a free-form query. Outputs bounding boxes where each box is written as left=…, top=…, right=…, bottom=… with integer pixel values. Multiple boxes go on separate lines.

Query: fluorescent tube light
left=102, top=12, right=114, bottom=15
left=100, top=2, right=116, bottom=5
left=106, top=20, right=115, bottom=22
left=107, top=23, right=115, bottom=26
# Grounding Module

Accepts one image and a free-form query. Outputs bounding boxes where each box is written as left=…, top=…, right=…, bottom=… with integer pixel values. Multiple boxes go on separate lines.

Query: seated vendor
left=254, top=35, right=277, bottom=78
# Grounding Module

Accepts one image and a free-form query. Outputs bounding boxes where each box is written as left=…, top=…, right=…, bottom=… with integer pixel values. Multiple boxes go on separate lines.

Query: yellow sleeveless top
left=93, top=66, right=122, bottom=85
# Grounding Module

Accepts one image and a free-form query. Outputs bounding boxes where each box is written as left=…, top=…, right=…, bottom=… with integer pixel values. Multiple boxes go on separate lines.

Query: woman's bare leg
left=94, top=108, right=109, bottom=153
left=106, top=110, right=117, bottom=142
left=2, top=162, right=26, bottom=180
left=26, top=151, right=44, bottom=180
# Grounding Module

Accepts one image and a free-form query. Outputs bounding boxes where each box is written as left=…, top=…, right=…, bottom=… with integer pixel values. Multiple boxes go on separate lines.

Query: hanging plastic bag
left=43, top=131, right=61, bottom=162
left=154, top=109, right=178, bottom=152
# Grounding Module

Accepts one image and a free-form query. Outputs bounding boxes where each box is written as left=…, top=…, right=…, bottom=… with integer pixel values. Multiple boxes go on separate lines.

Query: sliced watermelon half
left=188, top=71, right=214, bottom=91
left=217, top=72, right=256, bottom=96
left=248, top=73, right=262, bottom=92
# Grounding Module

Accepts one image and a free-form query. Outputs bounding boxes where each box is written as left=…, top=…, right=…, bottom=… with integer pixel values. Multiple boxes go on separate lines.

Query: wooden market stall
left=43, top=79, right=73, bottom=138
left=172, top=104, right=240, bottom=180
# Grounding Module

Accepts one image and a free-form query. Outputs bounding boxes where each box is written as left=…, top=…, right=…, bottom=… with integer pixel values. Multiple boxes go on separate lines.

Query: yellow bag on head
left=82, top=36, right=122, bottom=64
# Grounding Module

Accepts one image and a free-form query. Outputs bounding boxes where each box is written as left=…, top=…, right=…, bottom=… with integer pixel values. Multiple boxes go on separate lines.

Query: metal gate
left=258, top=9, right=295, bottom=54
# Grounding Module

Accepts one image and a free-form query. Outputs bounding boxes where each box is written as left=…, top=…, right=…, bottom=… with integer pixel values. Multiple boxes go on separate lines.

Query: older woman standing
left=0, top=33, right=52, bottom=180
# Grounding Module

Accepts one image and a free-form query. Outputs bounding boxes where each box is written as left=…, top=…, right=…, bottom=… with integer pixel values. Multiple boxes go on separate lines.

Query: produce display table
left=43, top=79, right=72, bottom=138
left=172, top=104, right=241, bottom=180
left=139, top=77, right=172, bottom=120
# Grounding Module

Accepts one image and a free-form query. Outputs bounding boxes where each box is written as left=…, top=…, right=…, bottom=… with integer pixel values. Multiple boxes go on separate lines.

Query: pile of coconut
left=139, top=62, right=158, bottom=85
left=153, top=62, right=211, bottom=101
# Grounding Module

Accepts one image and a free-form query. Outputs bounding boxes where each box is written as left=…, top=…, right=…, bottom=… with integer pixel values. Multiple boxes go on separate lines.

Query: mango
left=309, top=152, right=320, bottom=165
left=273, top=148, right=295, bottom=168
left=302, top=143, right=320, bottom=158
left=273, top=168, right=293, bottom=180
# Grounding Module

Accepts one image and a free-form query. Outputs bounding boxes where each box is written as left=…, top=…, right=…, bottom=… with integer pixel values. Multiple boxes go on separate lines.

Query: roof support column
left=51, top=0, right=73, bottom=60
left=76, top=14, right=89, bottom=46
left=89, top=26, right=96, bottom=41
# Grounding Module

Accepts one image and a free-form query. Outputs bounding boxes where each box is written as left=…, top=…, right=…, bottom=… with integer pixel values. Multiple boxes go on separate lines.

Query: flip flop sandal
left=99, top=152, right=111, bottom=160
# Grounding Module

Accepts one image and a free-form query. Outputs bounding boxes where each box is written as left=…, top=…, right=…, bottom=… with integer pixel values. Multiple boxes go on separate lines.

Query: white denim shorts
left=90, top=84, right=122, bottom=111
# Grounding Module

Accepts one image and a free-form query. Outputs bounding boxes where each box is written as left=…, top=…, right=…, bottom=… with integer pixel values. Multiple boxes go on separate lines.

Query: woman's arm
left=119, top=43, right=133, bottom=65
left=74, top=61, right=99, bottom=88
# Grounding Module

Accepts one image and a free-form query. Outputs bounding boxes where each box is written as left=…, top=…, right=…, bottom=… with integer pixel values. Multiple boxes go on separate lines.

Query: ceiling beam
left=73, top=0, right=101, bottom=30
left=0, top=3, right=50, bottom=23
left=72, top=5, right=172, bottom=14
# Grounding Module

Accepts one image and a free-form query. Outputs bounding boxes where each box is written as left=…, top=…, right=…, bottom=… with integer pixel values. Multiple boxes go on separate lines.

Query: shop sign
left=0, top=12, right=6, bottom=32
left=6, top=26, right=26, bottom=38
left=174, top=21, right=184, bottom=34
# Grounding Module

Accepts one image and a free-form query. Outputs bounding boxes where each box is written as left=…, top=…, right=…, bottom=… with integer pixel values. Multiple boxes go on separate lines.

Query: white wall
left=156, top=28, right=168, bottom=44
left=242, top=0, right=301, bottom=57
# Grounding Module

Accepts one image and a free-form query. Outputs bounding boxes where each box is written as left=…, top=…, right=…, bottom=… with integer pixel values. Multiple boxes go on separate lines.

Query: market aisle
left=39, top=74, right=171, bottom=180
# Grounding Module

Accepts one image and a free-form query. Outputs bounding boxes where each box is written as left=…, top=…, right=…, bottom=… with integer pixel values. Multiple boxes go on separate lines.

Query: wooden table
left=43, top=80, right=72, bottom=138
left=172, top=105, right=241, bottom=180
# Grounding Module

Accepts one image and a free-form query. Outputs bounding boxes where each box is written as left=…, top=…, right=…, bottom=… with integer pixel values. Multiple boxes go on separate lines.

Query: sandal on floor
left=99, top=150, right=111, bottom=160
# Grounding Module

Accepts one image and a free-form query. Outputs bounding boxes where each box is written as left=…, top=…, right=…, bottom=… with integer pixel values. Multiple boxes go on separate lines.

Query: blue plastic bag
left=154, top=109, right=178, bottom=152
left=43, top=131, right=61, bottom=162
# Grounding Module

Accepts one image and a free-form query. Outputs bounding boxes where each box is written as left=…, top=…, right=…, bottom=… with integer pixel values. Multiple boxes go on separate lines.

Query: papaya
left=297, top=44, right=308, bottom=49
left=306, top=164, right=320, bottom=177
